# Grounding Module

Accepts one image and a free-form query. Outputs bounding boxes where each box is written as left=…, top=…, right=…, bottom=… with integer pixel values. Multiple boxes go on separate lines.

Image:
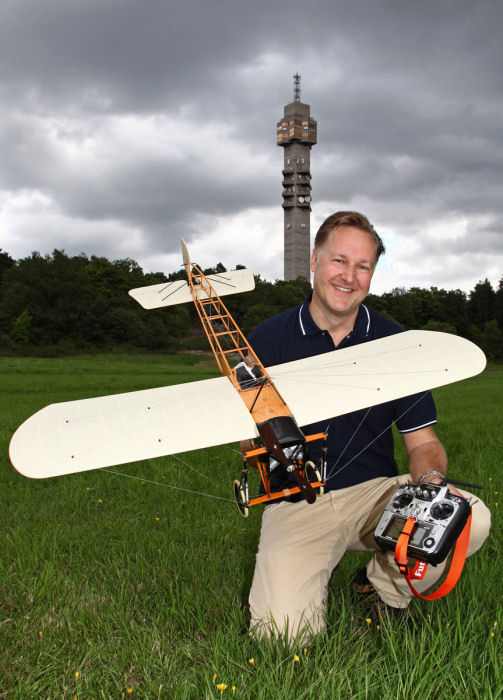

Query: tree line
left=0, top=249, right=502, bottom=359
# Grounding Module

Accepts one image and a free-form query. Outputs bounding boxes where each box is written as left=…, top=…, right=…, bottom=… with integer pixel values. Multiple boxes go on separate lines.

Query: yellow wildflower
left=248, top=658, right=254, bottom=665
left=232, top=687, right=236, bottom=695
left=217, top=683, right=227, bottom=693
left=294, top=654, right=300, bottom=662
left=212, top=673, right=217, bottom=683
left=127, top=689, right=133, bottom=695
left=75, top=671, right=80, bottom=679
left=98, top=499, right=102, bottom=503
left=366, top=618, right=371, bottom=624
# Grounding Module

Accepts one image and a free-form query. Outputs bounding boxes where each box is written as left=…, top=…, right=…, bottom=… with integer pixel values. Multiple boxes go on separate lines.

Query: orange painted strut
left=183, top=251, right=326, bottom=508
left=183, top=256, right=292, bottom=425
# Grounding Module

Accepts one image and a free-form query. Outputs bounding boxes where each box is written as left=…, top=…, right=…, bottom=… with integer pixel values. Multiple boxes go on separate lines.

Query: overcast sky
left=1, top=0, right=502, bottom=295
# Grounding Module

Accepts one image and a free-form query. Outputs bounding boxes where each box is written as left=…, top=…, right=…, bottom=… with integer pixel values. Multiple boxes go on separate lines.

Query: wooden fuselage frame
left=183, top=256, right=325, bottom=507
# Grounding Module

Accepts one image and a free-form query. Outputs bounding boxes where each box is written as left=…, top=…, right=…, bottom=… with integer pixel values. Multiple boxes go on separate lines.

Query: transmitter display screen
left=383, top=517, right=426, bottom=544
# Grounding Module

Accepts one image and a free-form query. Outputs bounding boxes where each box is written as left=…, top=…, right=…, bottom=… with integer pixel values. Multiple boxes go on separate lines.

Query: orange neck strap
left=394, top=513, right=472, bottom=600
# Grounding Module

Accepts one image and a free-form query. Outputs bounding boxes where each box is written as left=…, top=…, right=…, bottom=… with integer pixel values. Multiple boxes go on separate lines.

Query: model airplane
left=9, top=240, right=487, bottom=516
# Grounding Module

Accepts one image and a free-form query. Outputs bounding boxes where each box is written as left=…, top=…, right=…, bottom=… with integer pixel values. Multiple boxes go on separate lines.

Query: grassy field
left=0, top=354, right=501, bottom=699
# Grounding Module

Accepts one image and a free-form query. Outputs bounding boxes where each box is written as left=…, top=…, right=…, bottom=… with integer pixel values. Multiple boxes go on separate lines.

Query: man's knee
left=248, top=551, right=328, bottom=645
left=249, top=602, right=325, bottom=646
left=466, top=495, right=491, bottom=556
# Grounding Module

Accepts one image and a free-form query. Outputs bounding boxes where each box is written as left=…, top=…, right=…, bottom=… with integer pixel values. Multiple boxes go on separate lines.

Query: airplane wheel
left=233, top=479, right=249, bottom=518
left=305, top=461, right=324, bottom=496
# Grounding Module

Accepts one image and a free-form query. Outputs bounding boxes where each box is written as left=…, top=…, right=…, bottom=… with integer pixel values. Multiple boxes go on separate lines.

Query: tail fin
left=181, top=238, right=190, bottom=266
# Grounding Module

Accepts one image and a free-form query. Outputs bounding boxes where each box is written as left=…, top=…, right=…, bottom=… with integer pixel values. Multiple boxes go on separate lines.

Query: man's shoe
left=352, top=567, right=411, bottom=624
left=352, top=567, right=375, bottom=596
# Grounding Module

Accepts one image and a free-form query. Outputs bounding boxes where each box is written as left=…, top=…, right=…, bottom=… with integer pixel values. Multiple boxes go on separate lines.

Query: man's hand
left=402, top=426, right=464, bottom=497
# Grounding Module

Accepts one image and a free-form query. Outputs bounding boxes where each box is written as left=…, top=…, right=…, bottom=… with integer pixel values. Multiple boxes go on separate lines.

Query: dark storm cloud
left=0, top=0, right=501, bottom=290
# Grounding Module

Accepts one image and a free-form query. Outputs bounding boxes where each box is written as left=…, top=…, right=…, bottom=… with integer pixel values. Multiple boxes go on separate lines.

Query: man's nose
left=341, top=264, right=356, bottom=283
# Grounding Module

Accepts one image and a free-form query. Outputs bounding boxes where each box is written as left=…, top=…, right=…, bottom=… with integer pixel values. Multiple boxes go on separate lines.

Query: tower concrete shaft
left=277, top=76, right=317, bottom=281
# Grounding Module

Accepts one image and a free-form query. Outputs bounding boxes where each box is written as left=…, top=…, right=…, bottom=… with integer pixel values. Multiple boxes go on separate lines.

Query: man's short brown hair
left=314, top=211, right=385, bottom=263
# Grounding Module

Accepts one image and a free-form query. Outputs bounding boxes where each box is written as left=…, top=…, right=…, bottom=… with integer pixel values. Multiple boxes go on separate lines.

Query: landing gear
left=305, top=461, right=324, bottom=496
left=233, top=479, right=249, bottom=518
left=234, top=425, right=327, bottom=515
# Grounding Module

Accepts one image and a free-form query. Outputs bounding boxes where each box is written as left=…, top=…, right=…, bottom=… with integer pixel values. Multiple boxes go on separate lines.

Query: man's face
left=310, top=226, right=376, bottom=321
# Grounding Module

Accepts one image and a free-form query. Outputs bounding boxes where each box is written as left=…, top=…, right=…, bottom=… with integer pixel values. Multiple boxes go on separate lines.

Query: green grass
left=1, top=355, right=502, bottom=698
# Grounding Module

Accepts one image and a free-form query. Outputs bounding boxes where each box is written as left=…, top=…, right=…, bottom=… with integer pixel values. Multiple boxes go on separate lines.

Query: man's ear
left=310, top=248, right=318, bottom=273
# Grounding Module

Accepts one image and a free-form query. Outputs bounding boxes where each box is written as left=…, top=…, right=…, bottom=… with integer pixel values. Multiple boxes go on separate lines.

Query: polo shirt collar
left=298, top=293, right=371, bottom=340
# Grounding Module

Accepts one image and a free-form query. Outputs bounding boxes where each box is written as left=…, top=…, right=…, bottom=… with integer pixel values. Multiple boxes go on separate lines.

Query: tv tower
left=277, top=74, right=317, bottom=281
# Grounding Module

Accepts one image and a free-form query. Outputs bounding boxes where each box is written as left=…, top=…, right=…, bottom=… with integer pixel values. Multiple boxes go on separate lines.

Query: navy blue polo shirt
left=248, top=295, right=437, bottom=493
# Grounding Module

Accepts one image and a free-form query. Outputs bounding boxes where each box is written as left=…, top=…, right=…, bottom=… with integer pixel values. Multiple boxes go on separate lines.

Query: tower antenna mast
left=293, top=73, right=301, bottom=102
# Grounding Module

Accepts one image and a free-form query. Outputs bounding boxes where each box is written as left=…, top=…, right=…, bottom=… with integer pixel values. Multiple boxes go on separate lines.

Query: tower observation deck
left=277, top=74, right=317, bottom=281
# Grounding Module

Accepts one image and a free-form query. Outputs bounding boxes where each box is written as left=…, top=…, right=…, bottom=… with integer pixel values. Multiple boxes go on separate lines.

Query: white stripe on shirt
left=399, top=419, right=437, bottom=434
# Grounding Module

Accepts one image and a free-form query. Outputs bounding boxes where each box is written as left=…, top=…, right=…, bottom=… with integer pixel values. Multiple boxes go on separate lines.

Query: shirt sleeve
left=393, top=390, right=437, bottom=433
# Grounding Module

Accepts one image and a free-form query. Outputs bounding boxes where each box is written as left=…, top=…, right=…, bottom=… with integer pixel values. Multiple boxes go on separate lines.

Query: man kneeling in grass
left=243, top=211, right=491, bottom=644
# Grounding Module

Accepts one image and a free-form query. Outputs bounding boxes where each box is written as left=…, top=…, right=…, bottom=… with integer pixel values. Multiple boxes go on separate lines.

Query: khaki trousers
left=249, top=474, right=491, bottom=643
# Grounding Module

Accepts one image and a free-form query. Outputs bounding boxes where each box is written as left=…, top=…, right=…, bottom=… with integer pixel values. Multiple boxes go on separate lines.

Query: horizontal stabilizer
left=129, top=268, right=255, bottom=309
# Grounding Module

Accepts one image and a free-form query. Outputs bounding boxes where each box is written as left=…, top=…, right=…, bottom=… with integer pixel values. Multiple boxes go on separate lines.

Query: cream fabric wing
left=9, top=331, right=486, bottom=480
left=270, top=331, right=486, bottom=427
left=9, top=377, right=258, bottom=479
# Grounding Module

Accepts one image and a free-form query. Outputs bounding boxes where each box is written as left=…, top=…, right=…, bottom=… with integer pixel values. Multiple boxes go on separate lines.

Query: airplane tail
left=181, top=237, right=190, bottom=266
left=129, top=239, right=255, bottom=309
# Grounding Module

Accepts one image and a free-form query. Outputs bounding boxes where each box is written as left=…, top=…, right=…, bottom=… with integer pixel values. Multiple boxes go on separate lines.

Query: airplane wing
left=270, top=330, right=486, bottom=426
left=129, top=268, right=255, bottom=309
left=9, top=377, right=259, bottom=479
left=9, top=331, right=485, bottom=479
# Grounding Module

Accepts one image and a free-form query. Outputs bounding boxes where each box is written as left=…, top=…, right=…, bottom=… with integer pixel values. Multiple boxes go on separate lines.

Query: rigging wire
left=325, top=407, right=372, bottom=478
left=171, top=453, right=213, bottom=482
left=325, top=391, right=431, bottom=482
left=104, top=469, right=236, bottom=504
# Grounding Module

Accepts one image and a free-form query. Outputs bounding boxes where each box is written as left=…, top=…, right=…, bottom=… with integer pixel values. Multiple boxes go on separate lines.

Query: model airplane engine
left=258, top=416, right=323, bottom=504
left=259, top=416, right=305, bottom=469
